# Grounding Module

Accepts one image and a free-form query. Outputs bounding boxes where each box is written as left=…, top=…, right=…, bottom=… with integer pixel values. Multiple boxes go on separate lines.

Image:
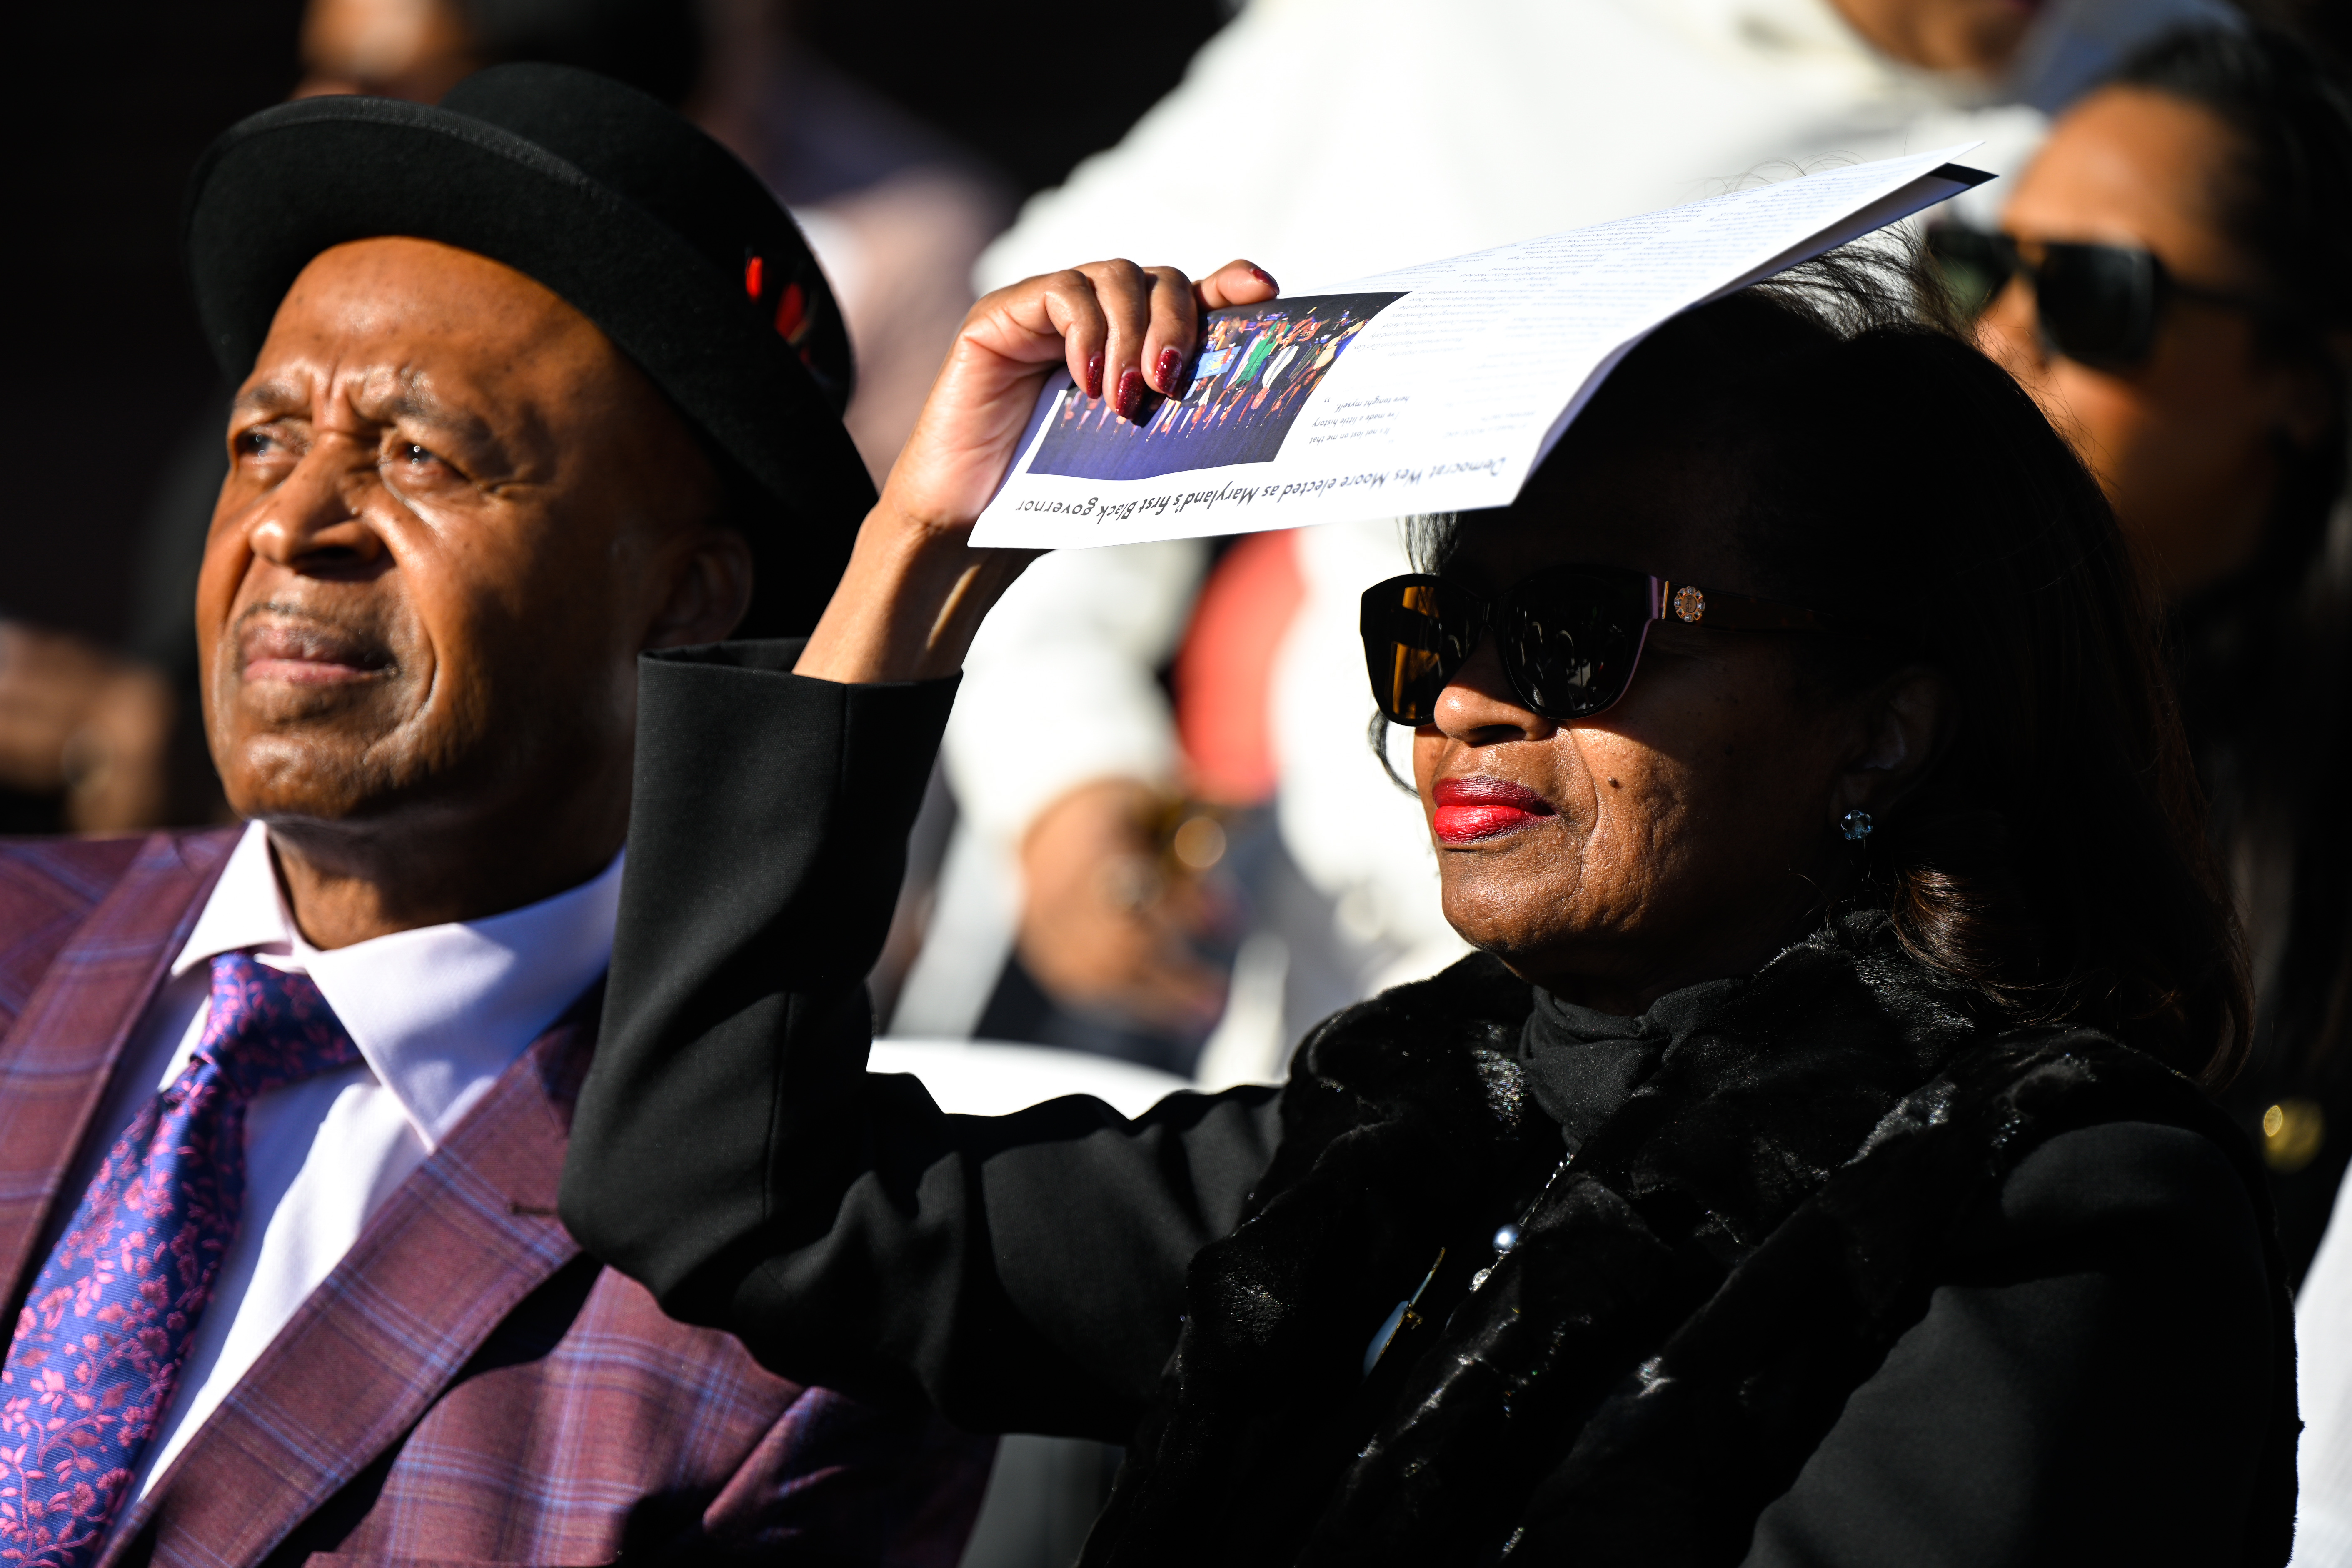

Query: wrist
left=792, top=498, right=1031, bottom=685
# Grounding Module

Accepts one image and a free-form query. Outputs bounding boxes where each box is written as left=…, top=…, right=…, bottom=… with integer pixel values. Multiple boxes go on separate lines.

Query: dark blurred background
left=5, top=0, right=310, bottom=646
left=795, top=1, right=1227, bottom=197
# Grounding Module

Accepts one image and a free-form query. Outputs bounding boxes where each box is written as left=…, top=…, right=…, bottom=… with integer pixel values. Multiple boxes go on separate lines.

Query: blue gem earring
left=1841, top=809, right=1873, bottom=842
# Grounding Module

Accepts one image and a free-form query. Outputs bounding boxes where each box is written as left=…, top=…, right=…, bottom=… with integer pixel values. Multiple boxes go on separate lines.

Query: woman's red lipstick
left=1431, top=776, right=1556, bottom=843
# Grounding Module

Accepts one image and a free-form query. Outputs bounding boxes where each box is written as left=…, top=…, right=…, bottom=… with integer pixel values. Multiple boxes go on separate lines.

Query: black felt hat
left=184, top=63, right=871, bottom=636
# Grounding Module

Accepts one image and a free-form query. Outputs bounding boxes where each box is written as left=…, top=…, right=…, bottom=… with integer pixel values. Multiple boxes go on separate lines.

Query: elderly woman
left=563, top=247, right=2292, bottom=1564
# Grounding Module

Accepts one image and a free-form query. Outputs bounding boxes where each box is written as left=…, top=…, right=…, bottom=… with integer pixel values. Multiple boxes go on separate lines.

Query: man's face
left=202, top=236, right=732, bottom=851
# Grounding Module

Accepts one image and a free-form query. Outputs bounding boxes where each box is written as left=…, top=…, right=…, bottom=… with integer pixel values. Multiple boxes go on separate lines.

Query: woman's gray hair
left=1405, top=512, right=1462, bottom=574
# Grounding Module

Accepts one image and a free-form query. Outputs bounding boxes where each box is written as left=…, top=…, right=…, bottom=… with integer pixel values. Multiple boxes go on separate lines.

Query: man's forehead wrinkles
left=344, top=364, right=497, bottom=442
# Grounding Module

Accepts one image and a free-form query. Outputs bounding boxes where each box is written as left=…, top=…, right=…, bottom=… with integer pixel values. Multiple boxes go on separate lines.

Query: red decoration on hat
left=744, top=255, right=764, bottom=300
left=775, top=281, right=807, bottom=343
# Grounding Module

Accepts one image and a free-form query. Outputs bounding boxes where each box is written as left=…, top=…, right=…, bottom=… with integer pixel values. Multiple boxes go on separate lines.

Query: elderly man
left=0, top=64, right=985, bottom=1567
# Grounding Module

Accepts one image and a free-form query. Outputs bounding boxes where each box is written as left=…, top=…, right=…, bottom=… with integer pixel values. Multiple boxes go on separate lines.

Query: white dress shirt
left=40, top=821, right=622, bottom=1499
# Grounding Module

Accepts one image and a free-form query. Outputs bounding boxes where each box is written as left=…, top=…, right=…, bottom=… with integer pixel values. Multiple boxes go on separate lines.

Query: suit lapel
left=0, top=830, right=234, bottom=1306
left=105, top=1009, right=596, bottom=1568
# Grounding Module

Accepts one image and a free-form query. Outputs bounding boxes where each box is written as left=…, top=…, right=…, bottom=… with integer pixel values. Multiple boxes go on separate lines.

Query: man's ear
left=644, top=527, right=756, bottom=651
left=1831, top=665, right=1954, bottom=823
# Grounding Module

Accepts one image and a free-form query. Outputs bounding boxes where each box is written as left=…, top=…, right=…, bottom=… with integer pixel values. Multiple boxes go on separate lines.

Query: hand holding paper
left=793, top=257, right=1278, bottom=683
left=797, top=145, right=1989, bottom=684
left=874, top=257, right=1281, bottom=549
left=971, top=146, right=1990, bottom=550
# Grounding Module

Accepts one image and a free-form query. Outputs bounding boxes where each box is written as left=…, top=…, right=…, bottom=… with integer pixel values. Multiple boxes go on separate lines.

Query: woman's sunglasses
left=1361, top=565, right=1850, bottom=725
left=1928, top=225, right=2272, bottom=373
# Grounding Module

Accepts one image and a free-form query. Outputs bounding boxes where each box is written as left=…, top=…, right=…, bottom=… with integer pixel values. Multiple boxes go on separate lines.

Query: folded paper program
left=972, top=146, right=1990, bottom=549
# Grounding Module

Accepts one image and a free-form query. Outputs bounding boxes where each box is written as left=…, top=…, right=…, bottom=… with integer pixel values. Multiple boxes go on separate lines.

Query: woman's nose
left=1431, top=635, right=1553, bottom=745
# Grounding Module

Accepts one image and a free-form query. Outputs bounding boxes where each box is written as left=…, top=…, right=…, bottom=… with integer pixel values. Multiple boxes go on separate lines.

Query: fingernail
left=1156, top=346, right=1184, bottom=395
left=1248, top=264, right=1278, bottom=291
left=1085, top=351, right=1104, bottom=401
left=1116, top=367, right=1145, bottom=422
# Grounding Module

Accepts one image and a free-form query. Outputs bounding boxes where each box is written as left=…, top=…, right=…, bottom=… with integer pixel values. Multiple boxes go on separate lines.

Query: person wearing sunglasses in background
left=562, top=239, right=2293, bottom=1565
left=1952, top=30, right=2352, bottom=1560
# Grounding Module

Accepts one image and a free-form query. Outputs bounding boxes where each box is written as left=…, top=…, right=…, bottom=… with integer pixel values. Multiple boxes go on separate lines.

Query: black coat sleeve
left=1741, top=1121, right=2277, bottom=1567
left=560, top=640, right=1284, bottom=1441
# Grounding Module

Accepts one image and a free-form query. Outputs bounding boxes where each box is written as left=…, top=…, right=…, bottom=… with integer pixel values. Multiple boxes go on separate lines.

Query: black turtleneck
left=1518, top=977, right=1743, bottom=1154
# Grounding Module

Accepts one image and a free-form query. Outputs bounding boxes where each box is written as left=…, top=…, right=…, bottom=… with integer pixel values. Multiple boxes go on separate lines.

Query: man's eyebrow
left=387, top=395, right=497, bottom=442
left=358, top=373, right=501, bottom=447
left=232, top=380, right=306, bottom=418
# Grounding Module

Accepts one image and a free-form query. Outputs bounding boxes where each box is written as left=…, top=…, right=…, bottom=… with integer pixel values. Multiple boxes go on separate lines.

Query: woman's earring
left=1840, top=809, right=1873, bottom=842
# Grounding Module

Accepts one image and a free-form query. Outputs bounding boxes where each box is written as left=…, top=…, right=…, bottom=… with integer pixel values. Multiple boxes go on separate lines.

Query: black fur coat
left=1078, top=914, right=2295, bottom=1568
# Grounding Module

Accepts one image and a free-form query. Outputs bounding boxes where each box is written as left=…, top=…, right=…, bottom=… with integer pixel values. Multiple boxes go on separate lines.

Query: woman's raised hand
left=889, top=258, right=1280, bottom=538
left=794, top=258, right=1279, bottom=684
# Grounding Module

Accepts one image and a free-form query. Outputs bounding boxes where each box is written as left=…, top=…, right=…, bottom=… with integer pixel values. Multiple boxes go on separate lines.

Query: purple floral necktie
left=0, top=953, right=361, bottom=1566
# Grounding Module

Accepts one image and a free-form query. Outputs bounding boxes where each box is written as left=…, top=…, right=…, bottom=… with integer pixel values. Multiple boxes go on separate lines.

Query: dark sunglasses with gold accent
left=1361, top=566, right=1854, bottom=726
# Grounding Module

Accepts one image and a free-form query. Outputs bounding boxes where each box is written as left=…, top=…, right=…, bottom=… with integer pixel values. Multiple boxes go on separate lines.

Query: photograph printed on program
left=1026, top=291, right=1408, bottom=482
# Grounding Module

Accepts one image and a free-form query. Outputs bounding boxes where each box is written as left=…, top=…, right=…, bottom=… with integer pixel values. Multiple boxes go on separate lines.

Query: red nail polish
left=1156, top=346, right=1183, bottom=395
left=1085, top=352, right=1104, bottom=401
left=1247, top=264, right=1278, bottom=291
left=1116, top=367, right=1145, bottom=422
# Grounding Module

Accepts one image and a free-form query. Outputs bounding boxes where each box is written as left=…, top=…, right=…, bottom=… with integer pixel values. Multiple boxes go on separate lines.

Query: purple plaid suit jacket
left=0, top=828, right=992, bottom=1568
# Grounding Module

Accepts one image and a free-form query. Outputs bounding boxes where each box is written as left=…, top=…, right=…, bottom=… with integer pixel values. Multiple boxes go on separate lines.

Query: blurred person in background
left=915, top=0, right=2245, bottom=1081
left=696, top=0, right=1013, bottom=483
left=0, top=627, right=181, bottom=832
left=1966, top=25, right=2352, bottom=1563
left=293, top=0, right=703, bottom=101
left=1973, top=27, right=2352, bottom=1253
left=0, top=0, right=1008, bottom=841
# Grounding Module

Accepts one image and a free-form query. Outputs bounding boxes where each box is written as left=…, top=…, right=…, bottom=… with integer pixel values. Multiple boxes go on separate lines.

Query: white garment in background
left=925, top=518, right=1467, bottom=1070
left=39, top=822, right=622, bottom=1499
left=2295, top=1191, right=2352, bottom=1564
left=1268, top=521, right=1471, bottom=987
left=977, top=0, right=2232, bottom=294
left=941, top=539, right=1208, bottom=850
left=869, top=1038, right=1189, bottom=1119
left=916, top=0, right=2232, bottom=1069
